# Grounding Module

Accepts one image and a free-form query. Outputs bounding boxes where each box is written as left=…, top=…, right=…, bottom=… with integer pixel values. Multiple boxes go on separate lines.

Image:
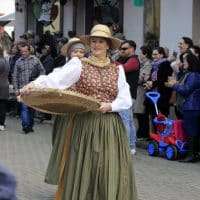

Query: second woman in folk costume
left=21, top=24, right=137, bottom=200
left=46, top=37, right=86, bottom=185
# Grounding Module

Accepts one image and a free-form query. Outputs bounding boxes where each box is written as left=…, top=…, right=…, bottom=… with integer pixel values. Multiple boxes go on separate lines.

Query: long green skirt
left=45, top=114, right=71, bottom=185
left=55, top=112, right=137, bottom=200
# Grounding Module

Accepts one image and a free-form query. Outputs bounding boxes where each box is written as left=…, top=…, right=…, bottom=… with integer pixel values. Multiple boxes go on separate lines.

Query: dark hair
left=59, top=37, right=68, bottom=45
left=68, top=30, right=76, bottom=38
left=105, top=38, right=112, bottom=49
left=140, top=46, right=152, bottom=59
left=193, top=45, right=200, bottom=60
left=121, top=40, right=137, bottom=50
left=154, top=46, right=167, bottom=58
left=184, top=53, right=200, bottom=72
left=180, top=49, right=193, bottom=63
left=182, top=37, right=193, bottom=48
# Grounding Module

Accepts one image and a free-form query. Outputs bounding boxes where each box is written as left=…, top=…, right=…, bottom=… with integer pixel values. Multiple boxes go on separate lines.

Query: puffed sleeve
left=33, top=57, right=82, bottom=89
left=111, top=65, right=132, bottom=112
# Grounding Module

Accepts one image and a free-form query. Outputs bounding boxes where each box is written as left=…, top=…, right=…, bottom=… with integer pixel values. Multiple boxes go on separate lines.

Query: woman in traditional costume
left=46, top=37, right=86, bottom=185
left=21, top=24, right=137, bottom=200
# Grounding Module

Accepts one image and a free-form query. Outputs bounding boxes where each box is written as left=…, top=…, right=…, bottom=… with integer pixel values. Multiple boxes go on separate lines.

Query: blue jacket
left=173, top=72, right=200, bottom=111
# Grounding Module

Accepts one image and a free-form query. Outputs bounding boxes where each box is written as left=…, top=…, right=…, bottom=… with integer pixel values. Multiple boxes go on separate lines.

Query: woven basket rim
left=21, top=88, right=101, bottom=114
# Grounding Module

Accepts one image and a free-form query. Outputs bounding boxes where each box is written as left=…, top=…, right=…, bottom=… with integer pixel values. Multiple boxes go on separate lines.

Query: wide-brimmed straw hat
left=79, top=24, right=122, bottom=50
left=20, top=88, right=100, bottom=115
left=61, top=37, right=85, bottom=56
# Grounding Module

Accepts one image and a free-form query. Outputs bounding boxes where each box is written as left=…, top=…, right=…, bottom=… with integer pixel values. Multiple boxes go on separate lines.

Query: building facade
left=15, top=0, right=200, bottom=52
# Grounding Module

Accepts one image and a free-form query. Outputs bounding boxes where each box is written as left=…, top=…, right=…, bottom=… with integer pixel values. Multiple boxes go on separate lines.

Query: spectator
left=178, top=37, right=193, bottom=55
left=0, top=46, right=9, bottom=131
left=8, top=43, right=22, bottom=84
left=171, top=37, right=194, bottom=118
left=145, top=47, right=173, bottom=116
left=54, top=38, right=69, bottom=68
left=13, top=42, right=45, bottom=134
left=166, top=53, right=200, bottom=162
left=117, top=40, right=140, bottom=154
left=134, top=46, right=152, bottom=139
left=40, top=45, right=55, bottom=75
left=39, top=31, right=57, bottom=58
left=39, top=45, right=55, bottom=122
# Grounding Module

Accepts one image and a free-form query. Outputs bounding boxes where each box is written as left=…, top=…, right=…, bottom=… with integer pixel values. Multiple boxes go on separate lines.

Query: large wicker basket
left=20, top=88, right=100, bottom=114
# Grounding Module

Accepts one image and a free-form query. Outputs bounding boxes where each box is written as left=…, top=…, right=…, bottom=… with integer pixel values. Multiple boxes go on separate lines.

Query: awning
left=0, top=12, right=15, bottom=21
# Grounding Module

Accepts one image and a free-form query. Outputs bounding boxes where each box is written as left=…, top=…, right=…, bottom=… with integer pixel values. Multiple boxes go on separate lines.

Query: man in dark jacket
left=117, top=40, right=140, bottom=154
left=40, top=45, right=55, bottom=75
left=117, top=40, right=140, bottom=99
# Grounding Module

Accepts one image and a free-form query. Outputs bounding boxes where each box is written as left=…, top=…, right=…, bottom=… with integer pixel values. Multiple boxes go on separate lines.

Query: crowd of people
left=1, top=27, right=200, bottom=160
left=0, top=23, right=200, bottom=199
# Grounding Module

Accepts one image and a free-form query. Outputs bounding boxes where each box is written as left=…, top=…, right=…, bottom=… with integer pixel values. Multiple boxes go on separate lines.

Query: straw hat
left=60, top=37, right=85, bottom=56
left=20, top=88, right=100, bottom=115
left=79, top=24, right=122, bottom=50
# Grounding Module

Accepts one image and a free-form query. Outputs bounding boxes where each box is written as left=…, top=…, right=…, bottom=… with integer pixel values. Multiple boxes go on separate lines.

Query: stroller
left=146, top=91, right=188, bottom=160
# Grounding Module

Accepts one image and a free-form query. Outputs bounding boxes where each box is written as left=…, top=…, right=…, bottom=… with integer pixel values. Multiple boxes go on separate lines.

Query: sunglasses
left=120, top=47, right=129, bottom=51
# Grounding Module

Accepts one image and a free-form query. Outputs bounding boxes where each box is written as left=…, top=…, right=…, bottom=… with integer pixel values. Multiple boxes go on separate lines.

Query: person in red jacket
left=117, top=40, right=140, bottom=154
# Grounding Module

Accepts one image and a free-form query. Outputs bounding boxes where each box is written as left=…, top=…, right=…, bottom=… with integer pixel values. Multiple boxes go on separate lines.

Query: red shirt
left=116, top=56, right=139, bottom=72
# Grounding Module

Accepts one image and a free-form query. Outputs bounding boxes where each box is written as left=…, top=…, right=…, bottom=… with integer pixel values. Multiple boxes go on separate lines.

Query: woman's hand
left=143, top=81, right=153, bottom=90
left=165, top=80, right=177, bottom=87
left=99, top=102, right=112, bottom=113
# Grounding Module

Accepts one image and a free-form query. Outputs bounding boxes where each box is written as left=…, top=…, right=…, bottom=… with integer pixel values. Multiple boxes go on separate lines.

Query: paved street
left=0, top=116, right=200, bottom=200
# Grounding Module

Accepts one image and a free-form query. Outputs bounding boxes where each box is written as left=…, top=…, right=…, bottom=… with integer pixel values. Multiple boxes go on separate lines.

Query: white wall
left=15, top=12, right=25, bottom=39
left=15, top=0, right=26, bottom=39
left=123, top=0, right=144, bottom=50
left=76, top=0, right=85, bottom=35
left=160, top=0, right=193, bottom=53
left=63, top=1, right=73, bottom=37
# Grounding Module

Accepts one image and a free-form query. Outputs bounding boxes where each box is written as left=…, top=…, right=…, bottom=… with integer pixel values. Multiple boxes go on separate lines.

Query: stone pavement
left=0, top=116, right=200, bottom=200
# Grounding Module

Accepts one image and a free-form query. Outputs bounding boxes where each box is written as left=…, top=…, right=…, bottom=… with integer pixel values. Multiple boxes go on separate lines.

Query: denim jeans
left=119, top=105, right=136, bottom=149
left=20, top=103, right=34, bottom=129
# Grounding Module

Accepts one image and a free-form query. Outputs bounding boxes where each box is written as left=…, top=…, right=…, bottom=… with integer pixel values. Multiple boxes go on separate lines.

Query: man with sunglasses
left=117, top=40, right=140, bottom=155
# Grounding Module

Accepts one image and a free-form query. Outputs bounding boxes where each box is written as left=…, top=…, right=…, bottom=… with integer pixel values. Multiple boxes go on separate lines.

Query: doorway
left=85, top=0, right=124, bottom=34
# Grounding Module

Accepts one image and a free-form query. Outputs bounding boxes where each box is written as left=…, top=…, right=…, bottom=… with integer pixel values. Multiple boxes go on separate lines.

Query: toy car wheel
left=165, top=145, right=178, bottom=160
left=147, top=141, right=159, bottom=156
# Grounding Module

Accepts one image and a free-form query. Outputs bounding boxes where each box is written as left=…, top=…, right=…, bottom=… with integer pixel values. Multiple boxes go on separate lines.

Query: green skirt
left=55, top=112, right=137, bottom=200
left=45, top=114, right=71, bottom=185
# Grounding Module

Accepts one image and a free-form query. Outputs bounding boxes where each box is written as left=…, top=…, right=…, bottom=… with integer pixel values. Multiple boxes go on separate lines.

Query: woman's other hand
left=165, top=80, right=177, bottom=87
left=99, top=102, right=112, bottom=113
left=20, top=82, right=37, bottom=95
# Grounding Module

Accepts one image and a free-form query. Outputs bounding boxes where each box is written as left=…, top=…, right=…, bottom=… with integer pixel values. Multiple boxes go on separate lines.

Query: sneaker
left=131, top=148, right=136, bottom=155
left=22, top=127, right=30, bottom=134
left=0, top=125, right=5, bottom=131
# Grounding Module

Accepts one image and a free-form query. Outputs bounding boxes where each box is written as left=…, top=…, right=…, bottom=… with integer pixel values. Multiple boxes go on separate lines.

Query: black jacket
left=117, top=55, right=140, bottom=99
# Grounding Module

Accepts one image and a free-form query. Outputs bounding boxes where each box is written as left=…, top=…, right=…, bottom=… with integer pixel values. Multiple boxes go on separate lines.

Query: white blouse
left=33, top=57, right=132, bottom=112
